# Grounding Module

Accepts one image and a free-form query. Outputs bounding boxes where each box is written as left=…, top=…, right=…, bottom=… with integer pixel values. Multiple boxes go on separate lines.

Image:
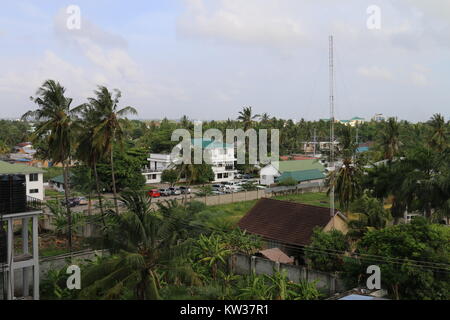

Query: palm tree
left=260, top=112, right=270, bottom=125
left=379, top=117, right=400, bottom=161
left=74, top=105, right=106, bottom=218
left=428, top=113, right=448, bottom=152
left=237, top=106, right=260, bottom=131
left=22, top=80, right=79, bottom=250
left=327, top=157, right=364, bottom=213
left=79, top=188, right=200, bottom=299
left=88, top=86, right=137, bottom=214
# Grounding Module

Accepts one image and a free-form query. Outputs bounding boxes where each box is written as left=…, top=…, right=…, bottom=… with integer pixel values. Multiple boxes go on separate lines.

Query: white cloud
left=177, top=0, right=307, bottom=50
left=410, top=64, right=429, bottom=86
left=357, top=66, right=393, bottom=80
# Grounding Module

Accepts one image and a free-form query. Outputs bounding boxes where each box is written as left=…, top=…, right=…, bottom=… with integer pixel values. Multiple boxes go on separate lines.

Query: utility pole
left=329, top=35, right=335, bottom=223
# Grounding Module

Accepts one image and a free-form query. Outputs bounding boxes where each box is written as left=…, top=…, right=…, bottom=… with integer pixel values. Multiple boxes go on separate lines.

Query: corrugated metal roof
left=272, top=160, right=325, bottom=173
left=0, top=160, right=45, bottom=174
left=276, top=169, right=325, bottom=183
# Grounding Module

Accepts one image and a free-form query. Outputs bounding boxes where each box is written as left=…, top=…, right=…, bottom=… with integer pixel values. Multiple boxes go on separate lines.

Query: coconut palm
left=379, top=117, right=400, bottom=161
left=22, top=80, right=80, bottom=250
left=260, top=112, right=270, bottom=124
left=74, top=105, right=106, bottom=218
left=79, top=188, right=200, bottom=299
left=428, top=113, right=448, bottom=152
left=237, top=106, right=260, bottom=131
left=327, top=157, right=364, bottom=213
left=88, top=86, right=137, bottom=214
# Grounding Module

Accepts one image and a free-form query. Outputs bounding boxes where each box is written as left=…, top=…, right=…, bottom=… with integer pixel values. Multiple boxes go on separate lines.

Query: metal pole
left=329, top=35, right=335, bottom=224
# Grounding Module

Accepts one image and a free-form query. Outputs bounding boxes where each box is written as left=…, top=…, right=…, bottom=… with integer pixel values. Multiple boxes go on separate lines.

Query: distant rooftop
left=271, top=159, right=325, bottom=173
left=0, top=160, right=45, bottom=175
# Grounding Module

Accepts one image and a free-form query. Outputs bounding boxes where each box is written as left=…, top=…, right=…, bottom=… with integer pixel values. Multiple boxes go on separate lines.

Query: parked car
left=169, top=187, right=181, bottom=195
left=211, top=190, right=225, bottom=195
left=212, top=184, right=225, bottom=191
left=179, top=186, right=191, bottom=194
left=75, top=197, right=88, bottom=205
left=159, top=188, right=172, bottom=197
left=61, top=197, right=80, bottom=208
left=147, top=189, right=161, bottom=198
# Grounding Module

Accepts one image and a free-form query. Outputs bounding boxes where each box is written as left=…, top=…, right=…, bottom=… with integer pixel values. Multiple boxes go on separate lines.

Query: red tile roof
left=237, top=198, right=339, bottom=246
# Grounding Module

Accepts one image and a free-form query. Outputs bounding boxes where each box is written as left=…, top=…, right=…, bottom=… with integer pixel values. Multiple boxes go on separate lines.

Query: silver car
left=169, top=187, right=181, bottom=195
left=159, top=188, right=171, bottom=196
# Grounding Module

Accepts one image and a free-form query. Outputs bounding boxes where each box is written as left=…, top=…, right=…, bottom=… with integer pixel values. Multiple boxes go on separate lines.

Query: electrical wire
left=151, top=204, right=450, bottom=274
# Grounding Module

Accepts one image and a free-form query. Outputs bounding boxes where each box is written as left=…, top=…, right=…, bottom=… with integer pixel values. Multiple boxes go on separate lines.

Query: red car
left=147, top=189, right=161, bottom=198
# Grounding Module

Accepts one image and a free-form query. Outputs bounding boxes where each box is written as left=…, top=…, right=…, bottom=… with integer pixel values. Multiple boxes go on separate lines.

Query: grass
left=195, top=192, right=334, bottom=229
left=45, top=188, right=64, bottom=198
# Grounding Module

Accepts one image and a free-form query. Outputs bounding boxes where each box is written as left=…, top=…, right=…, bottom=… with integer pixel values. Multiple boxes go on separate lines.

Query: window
left=217, top=173, right=223, bottom=179
left=29, top=189, right=39, bottom=194
left=224, top=173, right=229, bottom=178
left=29, top=173, right=39, bottom=182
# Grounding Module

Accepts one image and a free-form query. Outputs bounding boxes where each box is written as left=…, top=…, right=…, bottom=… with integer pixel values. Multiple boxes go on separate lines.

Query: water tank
left=0, top=174, right=27, bottom=215
left=0, top=226, right=6, bottom=263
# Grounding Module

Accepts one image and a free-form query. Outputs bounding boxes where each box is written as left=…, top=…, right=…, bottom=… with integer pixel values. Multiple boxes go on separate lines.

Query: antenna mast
left=329, top=35, right=335, bottom=220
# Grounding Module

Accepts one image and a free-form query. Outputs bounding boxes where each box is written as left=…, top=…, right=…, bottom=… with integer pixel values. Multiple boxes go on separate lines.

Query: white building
left=372, top=113, right=386, bottom=122
left=260, top=159, right=326, bottom=186
left=0, top=160, right=45, bottom=200
left=142, top=153, right=172, bottom=184
left=143, top=139, right=237, bottom=184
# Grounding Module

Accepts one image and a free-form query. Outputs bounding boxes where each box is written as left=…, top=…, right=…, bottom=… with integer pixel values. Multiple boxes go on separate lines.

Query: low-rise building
left=0, top=160, right=45, bottom=200
left=260, top=159, right=326, bottom=186
left=372, top=113, right=386, bottom=122
left=143, top=139, right=237, bottom=184
left=237, top=198, right=348, bottom=257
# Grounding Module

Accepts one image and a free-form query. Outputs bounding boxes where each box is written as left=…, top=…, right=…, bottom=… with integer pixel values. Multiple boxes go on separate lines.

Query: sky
left=0, top=0, right=449, bottom=122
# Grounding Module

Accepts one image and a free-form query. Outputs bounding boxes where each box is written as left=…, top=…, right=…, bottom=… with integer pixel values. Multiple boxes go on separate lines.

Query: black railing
left=26, top=196, right=42, bottom=211
left=0, top=196, right=42, bottom=215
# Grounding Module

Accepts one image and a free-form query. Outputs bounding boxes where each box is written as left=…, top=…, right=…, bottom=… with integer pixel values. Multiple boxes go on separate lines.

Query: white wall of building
left=26, top=173, right=44, bottom=201
left=260, top=164, right=280, bottom=186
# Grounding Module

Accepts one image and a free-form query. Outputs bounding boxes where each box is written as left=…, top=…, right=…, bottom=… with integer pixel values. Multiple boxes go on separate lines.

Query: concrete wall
left=10, top=249, right=108, bottom=296
left=229, top=253, right=346, bottom=295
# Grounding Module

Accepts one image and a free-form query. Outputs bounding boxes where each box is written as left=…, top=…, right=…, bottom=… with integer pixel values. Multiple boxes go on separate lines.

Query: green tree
left=327, top=157, right=364, bottom=212
left=161, top=169, right=179, bottom=186
left=343, top=218, right=450, bottom=300
left=88, top=86, right=137, bottom=214
left=379, top=117, right=400, bottom=161
left=305, top=228, right=349, bottom=272
left=237, top=106, right=260, bottom=131
left=79, top=188, right=199, bottom=299
left=428, top=113, right=448, bottom=152
left=22, top=80, right=80, bottom=250
left=0, top=140, right=10, bottom=155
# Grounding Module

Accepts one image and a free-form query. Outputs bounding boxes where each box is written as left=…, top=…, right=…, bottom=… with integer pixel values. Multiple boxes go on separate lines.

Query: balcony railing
left=0, top=196, right=42, bottom=215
